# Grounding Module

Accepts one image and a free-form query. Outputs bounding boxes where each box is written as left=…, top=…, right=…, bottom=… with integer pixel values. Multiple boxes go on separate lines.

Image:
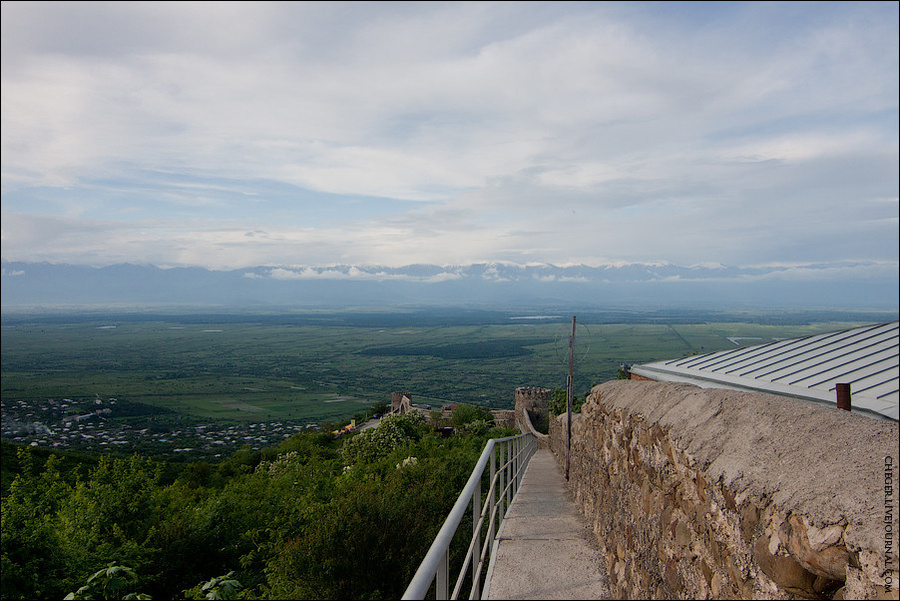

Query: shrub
left=450, top=404, right=494, bottom=430
left=340, top=412, right=427, bottom=466
left=464, top=419, right=493, bottom=436
left=64, top=563, right=150, bottom=600
left=548, top=388, right=586, bottom=416
left=184, top=571, right=242, bottom=600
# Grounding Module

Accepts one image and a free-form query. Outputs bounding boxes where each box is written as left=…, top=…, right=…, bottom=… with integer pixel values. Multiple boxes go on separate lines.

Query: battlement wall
left=514, top=386, right=551, bottom=448
left=549, top=380, right=899, bottom=600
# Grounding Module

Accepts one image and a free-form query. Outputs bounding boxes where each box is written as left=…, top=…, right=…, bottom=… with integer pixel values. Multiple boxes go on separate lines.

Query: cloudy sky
left=1, top=1, right=898, bottom=276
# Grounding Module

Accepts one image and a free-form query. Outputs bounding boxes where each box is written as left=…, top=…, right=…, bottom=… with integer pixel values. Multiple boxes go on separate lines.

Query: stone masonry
left=549, top=380, right=899, bottom=600
left=390, top=391, right=412, bottom=415
left=514, top=386, right=551, bottom=448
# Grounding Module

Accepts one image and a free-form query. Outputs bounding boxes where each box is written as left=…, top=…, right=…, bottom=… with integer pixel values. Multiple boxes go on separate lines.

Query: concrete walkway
left=484, top=449, right=610, bottom=600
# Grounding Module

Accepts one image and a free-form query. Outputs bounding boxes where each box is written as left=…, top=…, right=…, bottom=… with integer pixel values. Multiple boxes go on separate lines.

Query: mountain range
left=2, top=260, right=898, bottom=312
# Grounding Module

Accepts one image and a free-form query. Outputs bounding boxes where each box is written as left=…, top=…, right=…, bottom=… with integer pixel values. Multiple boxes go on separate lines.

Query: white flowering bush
left=255, top=450, right=302, bottom=476
left=381, top=411, right=428, bottom=436
left=401, top=410, right=428, bottom=428
left=340, top=412, right=427, bottom=465
left=396, top=456, right=419, bottom=470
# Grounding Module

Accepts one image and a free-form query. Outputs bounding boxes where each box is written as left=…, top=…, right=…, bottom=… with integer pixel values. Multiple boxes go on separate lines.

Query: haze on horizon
left=1, top=1, right=898, bottom=300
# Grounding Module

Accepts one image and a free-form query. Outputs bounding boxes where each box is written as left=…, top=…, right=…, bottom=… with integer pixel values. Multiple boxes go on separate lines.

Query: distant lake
left=510, top=315, right=562, bottom=320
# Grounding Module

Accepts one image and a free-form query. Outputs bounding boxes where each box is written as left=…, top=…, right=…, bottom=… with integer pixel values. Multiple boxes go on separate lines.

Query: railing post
left=497, top=443, right=506, bottom=522
left=489, top=443, right=496, bottom=543
left=505, top=440, right=512, bottom=513
left=402, top=434, right=537, bottom=600
left=511, top=437, right=517, bottom=497
left=515, top=437, right=521, bottom=490
left=436, top=549, right=449, bottom=600
left=517, top=437, right=523, bottom=489
left=504, top=441, right=509, bottom=514
left=472, top=476, right=481, bottom=599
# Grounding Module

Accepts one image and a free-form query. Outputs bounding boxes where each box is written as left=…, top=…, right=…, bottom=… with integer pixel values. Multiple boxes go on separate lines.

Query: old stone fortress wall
left=515, top=382, right=899, bottom=600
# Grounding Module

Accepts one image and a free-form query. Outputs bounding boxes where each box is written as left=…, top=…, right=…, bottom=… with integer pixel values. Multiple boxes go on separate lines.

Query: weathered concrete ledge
left=550, top=380, right=899, bottom=600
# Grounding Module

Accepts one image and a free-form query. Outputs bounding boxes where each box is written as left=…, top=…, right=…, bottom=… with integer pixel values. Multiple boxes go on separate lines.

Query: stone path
left=484, top=449, right=610, bottom=600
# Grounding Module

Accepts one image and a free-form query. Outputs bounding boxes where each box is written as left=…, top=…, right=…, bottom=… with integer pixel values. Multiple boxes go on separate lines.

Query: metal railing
left=402, top=433, right=537, bottom=600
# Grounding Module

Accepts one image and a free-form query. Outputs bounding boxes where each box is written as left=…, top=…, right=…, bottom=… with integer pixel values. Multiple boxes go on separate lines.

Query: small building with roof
left=627, top=321, right=899, bottom=421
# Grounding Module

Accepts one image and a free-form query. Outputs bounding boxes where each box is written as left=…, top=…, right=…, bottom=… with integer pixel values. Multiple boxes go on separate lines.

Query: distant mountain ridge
left=2, top=260, right=898, bottom=310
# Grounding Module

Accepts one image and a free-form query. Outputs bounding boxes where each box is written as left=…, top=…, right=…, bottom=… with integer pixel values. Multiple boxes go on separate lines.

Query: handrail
left=402, top=433, right=537, bottom=600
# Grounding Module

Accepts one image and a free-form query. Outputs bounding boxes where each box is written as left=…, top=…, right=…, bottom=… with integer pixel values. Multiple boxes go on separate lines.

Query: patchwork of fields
left=2, top=309, right=874, bottom=426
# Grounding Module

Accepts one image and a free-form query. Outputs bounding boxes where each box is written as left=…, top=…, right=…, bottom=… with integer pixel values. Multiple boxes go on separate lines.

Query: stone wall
left=491, top=409, right=516, bottom=430
left=390, top=391, right=412, bottom=414
left=549, top=380, right=899, bottom=600
left=514, top=386, right=551, bottom=448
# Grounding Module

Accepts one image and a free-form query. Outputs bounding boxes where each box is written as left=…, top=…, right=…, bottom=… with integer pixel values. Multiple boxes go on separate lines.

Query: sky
left=1, top=1, right=898, bottom=278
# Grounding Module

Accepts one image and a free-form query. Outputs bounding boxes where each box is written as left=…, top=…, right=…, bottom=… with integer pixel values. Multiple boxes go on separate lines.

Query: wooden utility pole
left=566, top=315, right=575, bottom=481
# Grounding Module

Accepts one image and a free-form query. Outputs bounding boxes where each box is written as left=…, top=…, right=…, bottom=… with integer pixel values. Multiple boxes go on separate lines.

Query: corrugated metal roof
left=629, top=321, right=899, bottom=421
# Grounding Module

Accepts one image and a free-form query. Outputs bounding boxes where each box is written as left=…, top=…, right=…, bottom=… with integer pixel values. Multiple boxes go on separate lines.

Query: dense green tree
left=1, top=450, right=77, bottom=599
left=450, top=404, right=494, bottom=430
left=1, top=423, right=513, bottom=600
left=548, top=387, right=587, bottom=416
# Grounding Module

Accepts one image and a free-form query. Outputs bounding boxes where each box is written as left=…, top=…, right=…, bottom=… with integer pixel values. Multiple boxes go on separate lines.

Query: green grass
left=1, top=312, right=872, bottom=423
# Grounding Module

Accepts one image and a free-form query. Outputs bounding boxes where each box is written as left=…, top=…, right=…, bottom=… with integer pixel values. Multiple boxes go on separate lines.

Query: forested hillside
left=2, top=410, right=513, bottom=600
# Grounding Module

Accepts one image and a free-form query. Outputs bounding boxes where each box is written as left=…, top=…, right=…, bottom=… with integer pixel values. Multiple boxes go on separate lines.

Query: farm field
left=1, top=308, right=879, bottom=423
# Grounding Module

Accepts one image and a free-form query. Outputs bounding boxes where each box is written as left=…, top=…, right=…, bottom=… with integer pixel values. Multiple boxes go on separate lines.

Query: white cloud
left=264, top=265, right=462, bottom=283
left=1, top=1, right=897, bottom=276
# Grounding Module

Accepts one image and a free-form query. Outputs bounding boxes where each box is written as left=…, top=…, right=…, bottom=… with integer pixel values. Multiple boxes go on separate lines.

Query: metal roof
left=629, top=321, right=899, bottom=421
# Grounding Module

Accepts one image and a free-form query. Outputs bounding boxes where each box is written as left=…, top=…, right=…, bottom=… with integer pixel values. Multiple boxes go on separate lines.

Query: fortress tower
left=514, top=386, right=551, bottom=433
left=390, top=391, right=412, bottom=415
left=515, top=386, right=551, bottom=412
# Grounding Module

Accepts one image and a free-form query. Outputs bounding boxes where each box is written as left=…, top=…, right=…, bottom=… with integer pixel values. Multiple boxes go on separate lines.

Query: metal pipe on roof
left=836, top=383, right=851, bottom=412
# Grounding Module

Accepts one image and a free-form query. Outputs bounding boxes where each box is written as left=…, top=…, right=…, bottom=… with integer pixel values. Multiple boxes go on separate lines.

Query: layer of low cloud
left=1, top=1, right=897, bottom=275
